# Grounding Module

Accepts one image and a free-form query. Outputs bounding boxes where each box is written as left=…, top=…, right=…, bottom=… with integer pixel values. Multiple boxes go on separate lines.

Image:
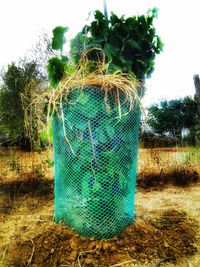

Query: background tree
left=193, top=74, right=200, bottom=145
left=28, top=31, right=59, bottom=81
left=0, top=59, right=43, bottom=149
left=147, top=97, right=198, bottom=140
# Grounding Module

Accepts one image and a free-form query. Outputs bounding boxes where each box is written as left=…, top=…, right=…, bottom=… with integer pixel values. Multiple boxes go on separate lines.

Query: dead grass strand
left=22, top=49, right=143, bottom=146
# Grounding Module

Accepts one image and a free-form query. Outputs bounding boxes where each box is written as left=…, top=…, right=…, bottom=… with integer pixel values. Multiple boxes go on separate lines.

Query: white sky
left=0, top=0, right=200, bottom=107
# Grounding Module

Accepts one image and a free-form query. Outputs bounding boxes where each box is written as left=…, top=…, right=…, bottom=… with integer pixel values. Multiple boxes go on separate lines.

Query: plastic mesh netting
left=53, top=86, right=140, bottom=239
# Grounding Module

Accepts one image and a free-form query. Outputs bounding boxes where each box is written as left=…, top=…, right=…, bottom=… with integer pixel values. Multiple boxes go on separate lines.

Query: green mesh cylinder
left=53, top=86, right=140, bottom=239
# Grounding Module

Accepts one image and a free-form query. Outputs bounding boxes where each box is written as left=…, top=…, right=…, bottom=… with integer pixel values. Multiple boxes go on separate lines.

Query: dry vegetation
left=0, top=146, right=200, bottom=267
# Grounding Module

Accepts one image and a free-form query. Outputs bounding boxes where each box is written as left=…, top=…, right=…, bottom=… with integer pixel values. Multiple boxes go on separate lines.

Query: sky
left=0, top=0, right=200, bottom=107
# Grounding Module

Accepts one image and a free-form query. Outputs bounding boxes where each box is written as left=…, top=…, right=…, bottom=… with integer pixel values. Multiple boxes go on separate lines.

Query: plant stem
left=88, top=119, right=97, bottom=163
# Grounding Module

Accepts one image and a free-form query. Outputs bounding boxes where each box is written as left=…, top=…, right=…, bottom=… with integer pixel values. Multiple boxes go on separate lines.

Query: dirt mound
left=4, top=210, right=198, bottom=267
left=137, top=168, right=199, bottom=190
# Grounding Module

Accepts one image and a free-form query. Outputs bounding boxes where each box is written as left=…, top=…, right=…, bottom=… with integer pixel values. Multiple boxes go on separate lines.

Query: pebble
left=102, top=243, right=110, bottom=250
left=67, top=250, right=78, bottom=261
left=110, top=246, right=117, bottom=252
left=85, top=258, right=93, bottom=264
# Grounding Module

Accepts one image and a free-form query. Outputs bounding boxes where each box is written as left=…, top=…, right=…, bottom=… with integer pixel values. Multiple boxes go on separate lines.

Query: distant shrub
left=140, top=131, right=178, bottom=148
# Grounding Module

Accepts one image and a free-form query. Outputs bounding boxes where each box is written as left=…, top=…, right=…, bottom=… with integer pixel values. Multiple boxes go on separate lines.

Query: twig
left=152, top=257, right=171, bottom=267
left=26, top=239, right=35, bottom=267
left=1, top=245, right=8, bottom=261
left=109, top=259, right=137, bottom=267
left=60, top=107, right=76, bottom=156
left=116, top=88, right=122, bottom=119
left=88, top=120, right=97, bottom=163
left=77, top=250, right=94, bottom=267
left=60, top=263, right=72, bottom=267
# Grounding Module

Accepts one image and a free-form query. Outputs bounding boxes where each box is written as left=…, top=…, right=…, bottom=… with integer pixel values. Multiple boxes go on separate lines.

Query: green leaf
left=127, top=39, right=142, bottom=51
left=156, top=36, right=164, bottom=51
left=81, top=172, right=92, bottom=197
left=96, top=126, right=107, bottom=143
left=75, top=92, right=100, bottom=119
left=93, top=181, right=101, bottom=192
left=106, top=123, right=115, bottom=139
left=94, top=10, right=105, bottom=21
left=67, top=110, right=88, bottom=131
left=52, top=26, right=68, bottom=51
left=40, top=120, right=53, bottom=143
left=61, top=55, right=68, bottom=63
left=71, top=139, right=83, bottom=154
left=103, top=43, right=114, bottom=62
left=76, top=92, right=89, bottom=105
left=110, top=12, right=120, bottom=25
left=47, top=57, right=65, bottom=88
left=152, top=7, right=159, bottom=18
left=79, top=140, right=93, bottom=157
left=64, top=64, right=75, bottom=76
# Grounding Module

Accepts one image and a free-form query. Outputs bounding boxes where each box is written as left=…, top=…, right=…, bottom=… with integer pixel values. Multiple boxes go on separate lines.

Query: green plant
left=47, top=8, right=163, bottom=88
left=47, top=26, right=69, bottom=88
left=76, top=9, right=163, bottom=79
left=8, top=157, right=21, bottom=172
left=45, top=155, right=54, bottom=168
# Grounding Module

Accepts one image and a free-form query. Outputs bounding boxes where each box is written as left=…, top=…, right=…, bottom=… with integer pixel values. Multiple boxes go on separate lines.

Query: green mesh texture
left=53, top=86, right=140, bottom=239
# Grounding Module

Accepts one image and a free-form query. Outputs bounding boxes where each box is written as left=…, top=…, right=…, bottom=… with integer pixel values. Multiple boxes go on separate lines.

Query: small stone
left=140, top=252, right=146, bottom=259
left=67, top=250, right=78, bottom=262
left=70, top=238, right=80, bottom=249
left=102, top=243, right=110, bottom=250
left=164, top=241, right=169, bottom=247
left=96, top=243, right=102, bottom=250
left=116, top=240, right=123, bottom=246
left=111, top=246, right=117, bottom=252
left=85, top=258, right=93, bottom=264
left=89, top=241, right=96, bottom=250
left=50, top=248, right=54, bottom=254
left=130, top=246, right=136, bottom=252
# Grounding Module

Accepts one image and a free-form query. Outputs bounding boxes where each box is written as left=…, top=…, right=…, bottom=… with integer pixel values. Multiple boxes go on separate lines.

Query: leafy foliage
left=72, top=8, right=163, bottom=79
left=48, top=8, right=163, bottom=87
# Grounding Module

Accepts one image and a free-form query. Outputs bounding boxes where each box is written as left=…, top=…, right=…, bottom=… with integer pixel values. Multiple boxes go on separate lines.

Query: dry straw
left=23, top=49, right=144, bottom=147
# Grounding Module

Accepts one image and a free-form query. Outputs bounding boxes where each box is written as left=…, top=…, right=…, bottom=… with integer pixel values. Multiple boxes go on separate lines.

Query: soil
left=1, top=183, right=200, bottom=267
left=137, top=169, right=200, bottom=190
left=0, top=148, right=200, bottom=267
left=1, top=209, right=198, bottom=267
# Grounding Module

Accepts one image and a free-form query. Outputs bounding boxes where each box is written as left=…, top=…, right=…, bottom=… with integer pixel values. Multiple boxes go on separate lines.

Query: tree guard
left=53, top=86, right=140, bottom=239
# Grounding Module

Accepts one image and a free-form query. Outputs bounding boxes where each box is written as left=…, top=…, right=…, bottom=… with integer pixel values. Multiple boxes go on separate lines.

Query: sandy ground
left=0, top=148, right=200, bottom=266
left=0, top=184, right=200, bottom=266
left=135, top=186, right=200, bottom=266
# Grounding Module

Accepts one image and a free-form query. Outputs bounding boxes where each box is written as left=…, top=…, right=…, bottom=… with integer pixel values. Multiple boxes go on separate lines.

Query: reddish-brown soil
left=2, top=210, right=198, bottom=267
left=0, top=148, right=200, bottom=267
